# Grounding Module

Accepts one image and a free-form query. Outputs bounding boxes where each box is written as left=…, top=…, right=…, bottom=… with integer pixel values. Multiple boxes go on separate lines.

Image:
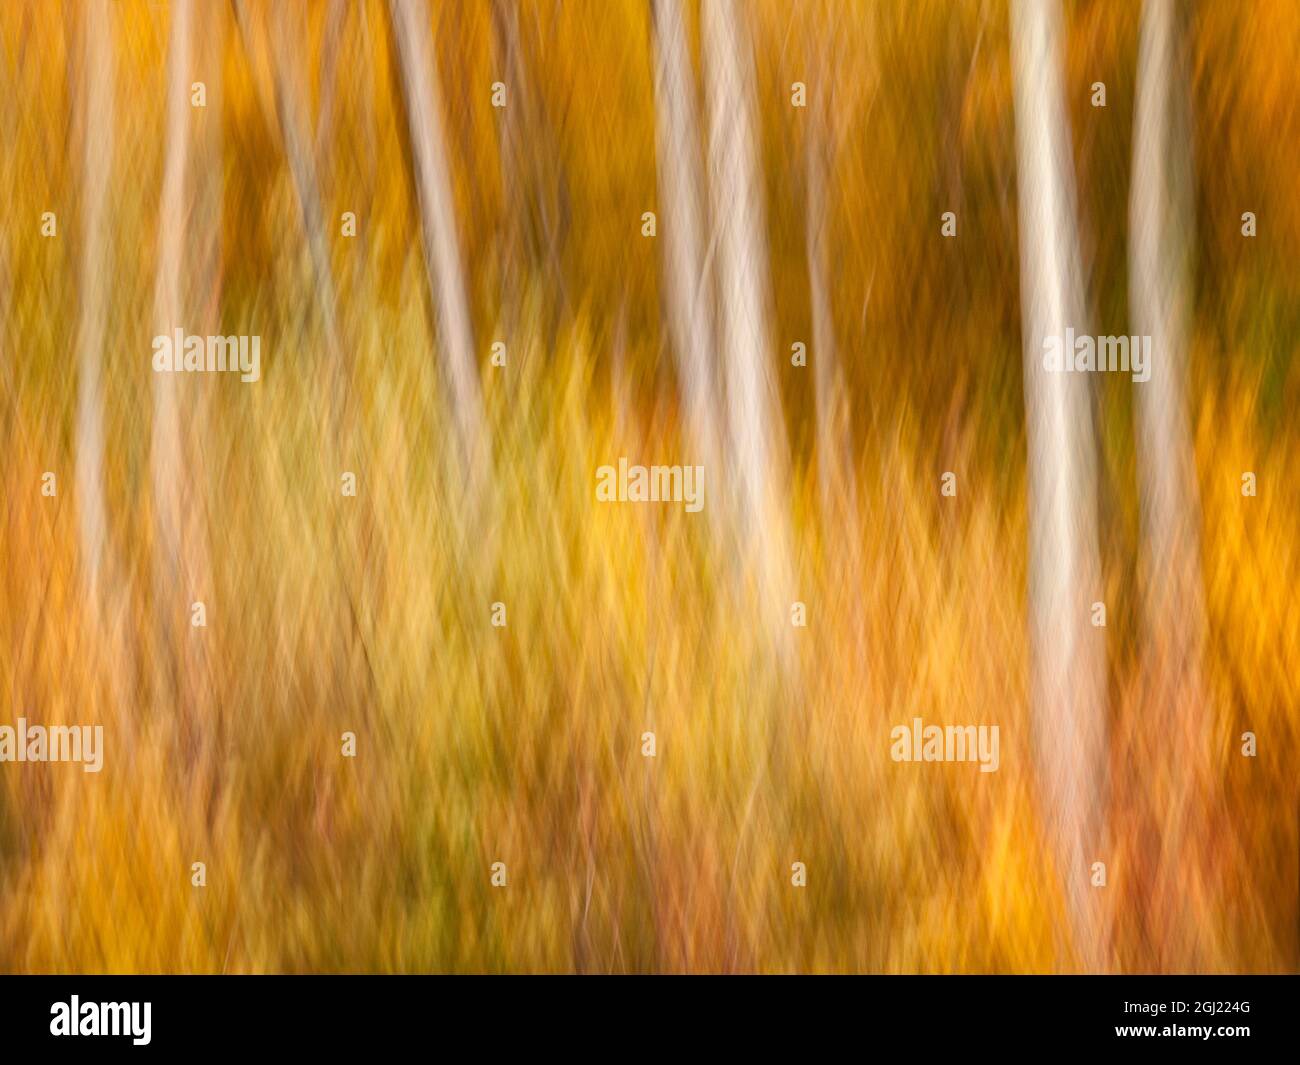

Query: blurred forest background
left=0, top=0, right=1296, bottom=972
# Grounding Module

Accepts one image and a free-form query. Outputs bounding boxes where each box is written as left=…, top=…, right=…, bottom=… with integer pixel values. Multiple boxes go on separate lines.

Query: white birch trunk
left=389, top=0, right=486, bottom=479
left=1129, top=0, right=1210, bottom=969
left=1130, top=0, right=1204, bottom=659
left=152, top=0, right=193, bottom=597
left=1010, top=0, right=1110, bottom=971
left=75, top=0, right=114, bottom=607
left=652, top=0, right=720, bottom=481
left=152, top=0, right=215, bottom=764
left=701, top=0, right=791, bottom=628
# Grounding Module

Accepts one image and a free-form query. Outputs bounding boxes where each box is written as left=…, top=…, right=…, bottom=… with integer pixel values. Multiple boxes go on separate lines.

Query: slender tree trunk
left=490, top=0, right=523, bottom=312
left=701, top=0, right=791, bottom=629
left=269, top=2, right=342, bottom=364
left=234, top=1, right=345, bottom=404
left=651, top=0, right=720, bottom=484
left=74, top=0, right=141, bottom=752
left=1129, top=0, right=1210, bottom=969
left=191, top=0, right=226, bottom=795
left=315, top=0, right=348, bottom=183
left=491, top=0, right=568, bottom=352
left=804, top=79, right=855, bottom=531
left=75, top=0, right=114, bottom=610
left=1131, top=0, right=1204, bottom=685
left=152, top=0, right=191, bottom=600
left=389, top=0, right=486, bottom=482
left=152, top=0, right=210, bottom=760
left=1010, top=0, right=1110, bottom=972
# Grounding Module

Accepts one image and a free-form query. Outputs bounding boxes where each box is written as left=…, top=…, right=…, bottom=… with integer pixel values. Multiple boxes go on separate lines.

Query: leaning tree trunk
left=388, top=0, right=486, bottom=486
left=265, top=3, right=342, bottom=360
left=1010, top=0, right=1110, bottom=973
left=315, top=0, right=348, bottom=183
left=1129, top=0, right=1211, bottom=970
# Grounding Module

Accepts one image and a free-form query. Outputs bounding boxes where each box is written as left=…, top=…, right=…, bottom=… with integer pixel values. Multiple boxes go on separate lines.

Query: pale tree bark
left=74, top=0, right=114, bottom=610
left=651, top=0, right=720, bottom=485
left=74, top=0, right=139, bottom=748
left=355, top=1, right=379, bottom=299
left=491, top=0, right=569, bottom=347
left=242, top=1, right=380, bottom=730
left=701, top=0, right=792, bottom=630
left=1129, top=0, right=1210, bottom=968
left=234, top=0, right=346, bottom=410
left=191, top=0, right=224, bottom=781
left=389, top=0, right=486, bottom=483
left=1131, top=0, right=1204, bottom=687
left=268, top=2, right=343, bottom=367
left=1010, top=0, right=1110, bottom=972
left=152, top=0, right=191, bottom=607
left=490, top=0, right=527, bottom=337
left=152, top=0, right=211, bottom=759
left=803, top=66, right=856, bottom=532
left=315, top=0, right=349, bottom=182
